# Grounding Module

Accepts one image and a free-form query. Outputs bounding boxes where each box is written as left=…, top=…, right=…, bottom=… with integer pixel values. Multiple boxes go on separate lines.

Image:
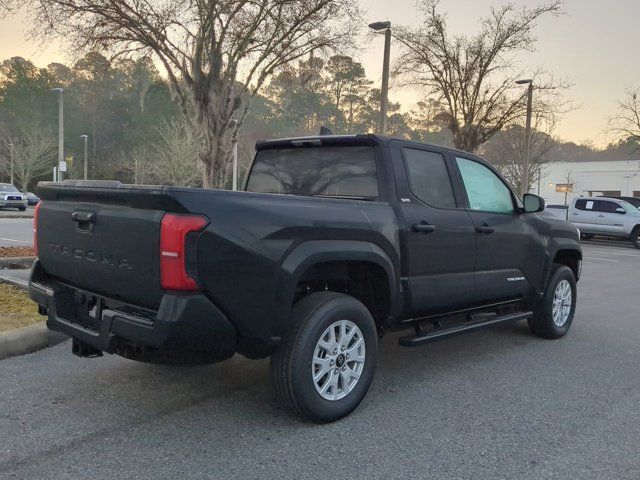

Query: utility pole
left=51, top=88, right=64, bottom=181
left=80, top=135, right=88, bottom=180
left=515, top=79, right=533, bottom=196
left=369, top=21, right=392, bottom=135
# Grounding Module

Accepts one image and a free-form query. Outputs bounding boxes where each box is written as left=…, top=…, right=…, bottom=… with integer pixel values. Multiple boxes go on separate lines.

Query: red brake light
left=33, top=202, right=41, bottom=255
left=160, top=213, right=208, bottom=291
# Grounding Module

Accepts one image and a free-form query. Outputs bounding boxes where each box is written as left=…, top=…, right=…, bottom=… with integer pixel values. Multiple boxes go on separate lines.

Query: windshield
left=0, top=184, right=19, bottom=193
left=246, top=145, right=378, bottom=199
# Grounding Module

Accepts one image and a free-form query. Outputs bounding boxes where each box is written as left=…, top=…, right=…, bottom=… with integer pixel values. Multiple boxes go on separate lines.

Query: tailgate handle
left=72, top=211, right=96, bottom=223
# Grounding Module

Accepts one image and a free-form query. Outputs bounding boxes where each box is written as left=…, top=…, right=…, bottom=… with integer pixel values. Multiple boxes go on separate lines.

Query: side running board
left=398, top=311, right=532, bottom=347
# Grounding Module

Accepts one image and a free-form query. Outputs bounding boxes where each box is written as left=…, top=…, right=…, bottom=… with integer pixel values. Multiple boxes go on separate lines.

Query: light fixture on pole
left=51, top=88, right=64, bottom=181
left=80, top=135, right=88, bottom=180
left=369, top=21, right=392, bottom=135
left=515, top=79, right=533, bottom=196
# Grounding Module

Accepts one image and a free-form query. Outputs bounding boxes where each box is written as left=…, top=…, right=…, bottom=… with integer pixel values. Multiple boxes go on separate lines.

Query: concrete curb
left=0, top=257, right=36, bottom=269
left=0, top=323, right=69, bottom=361
left=0, top=276, right=28, bottom=290
left=0, top=212, right=34, bottom=219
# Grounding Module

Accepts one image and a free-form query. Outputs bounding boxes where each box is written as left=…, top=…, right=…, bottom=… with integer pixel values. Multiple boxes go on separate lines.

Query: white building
left=534, top=160, right=640, bottom=205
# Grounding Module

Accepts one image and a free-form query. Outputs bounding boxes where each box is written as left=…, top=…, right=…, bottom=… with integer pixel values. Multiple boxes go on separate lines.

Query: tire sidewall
left=541, top=266, right=577, bottom=337
left=290, top=295, right=377, bottom=422
left=631, top=229, right=640, bottom=249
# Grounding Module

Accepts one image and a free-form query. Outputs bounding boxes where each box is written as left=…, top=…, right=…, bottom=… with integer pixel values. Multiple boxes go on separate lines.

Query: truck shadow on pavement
left=1, top=319, right=579, bottom=475
left=51, top=320, right=537, bottom=424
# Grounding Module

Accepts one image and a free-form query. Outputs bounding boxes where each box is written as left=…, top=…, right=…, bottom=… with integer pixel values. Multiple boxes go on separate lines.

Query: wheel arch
left=549, top=247, right=582, bottom=284
left=278, top=240, right=400, bottom=332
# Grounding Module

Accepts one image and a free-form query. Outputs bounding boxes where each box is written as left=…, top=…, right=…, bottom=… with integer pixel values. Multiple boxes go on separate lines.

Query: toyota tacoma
left=29, top=134, right=582, bottom=422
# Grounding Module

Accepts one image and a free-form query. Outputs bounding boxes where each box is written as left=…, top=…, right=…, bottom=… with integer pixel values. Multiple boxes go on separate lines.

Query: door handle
left=412, top=222, right=437, bottom=233
left=71, top=210, right=96, bottom=223
left=597, top=214, right=605, bottom=217
left=475, top=224, right=495, bottom=234
left=572, top=212, right=579, bottom=215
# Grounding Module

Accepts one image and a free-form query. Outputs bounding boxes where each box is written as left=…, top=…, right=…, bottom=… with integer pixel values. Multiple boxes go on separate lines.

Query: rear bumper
left=28, top=260, right=237, bottom=364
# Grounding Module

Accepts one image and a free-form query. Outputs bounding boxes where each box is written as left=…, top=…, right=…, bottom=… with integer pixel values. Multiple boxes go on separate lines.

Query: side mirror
left=616, top=207, right=626, bottom=214
left=523, top=193, right=545, bottom=213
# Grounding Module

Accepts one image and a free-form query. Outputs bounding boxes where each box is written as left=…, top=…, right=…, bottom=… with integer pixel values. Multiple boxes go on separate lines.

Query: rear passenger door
left=390, top=143, right=476, bottom=316
left=570, top=199, right=599, bottom=233
left=452, top=156, right=536, bottom=304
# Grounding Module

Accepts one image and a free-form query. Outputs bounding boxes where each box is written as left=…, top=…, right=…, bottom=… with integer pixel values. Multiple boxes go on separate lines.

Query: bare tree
left=151, top=119, right=200, bottom=187
left=19, top=0, right=359, bottom=187
left=2, top=123, right=56, bottom=190
left=608, top=88, right=640, bottom=144
left=122, top=146, right=156, bottom=185
left=482, top=112, right=557, bottom=193
left=393, top=0, right=565, bottom=152
left=559, top=169, right=575, bottom=205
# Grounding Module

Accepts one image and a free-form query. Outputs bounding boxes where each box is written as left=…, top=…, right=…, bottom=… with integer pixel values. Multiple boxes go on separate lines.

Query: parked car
left=569, top=196, right=640, bottom=247
left=0, top=183, right=27, bottom=211
left=29, top=134, right=582, bottom=422
left=598, top=195, right=640, bottom=210
left=25, top=192, right=40, bottom=206
left=544, top=204, right=569, bottom=221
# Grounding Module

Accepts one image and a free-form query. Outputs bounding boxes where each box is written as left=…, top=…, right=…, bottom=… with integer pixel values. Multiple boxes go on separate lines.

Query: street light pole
left=369, top=21, right=392, bottom=135
left=8, top=142, right=13, bottom=185
left=229, top=119, right=239, bottom=191
left=51, top=88, right=64, bottom=181
left=80, top=135, right=88, bottom=180
left=515, top=79, right=533, bottom=196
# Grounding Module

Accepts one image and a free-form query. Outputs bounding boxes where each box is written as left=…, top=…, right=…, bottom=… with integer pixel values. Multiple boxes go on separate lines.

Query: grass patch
left=0, top=283, right=43, bottom=332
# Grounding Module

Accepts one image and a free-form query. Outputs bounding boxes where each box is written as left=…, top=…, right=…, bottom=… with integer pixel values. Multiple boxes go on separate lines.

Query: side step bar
left=398, top=311, right=532, bottom=347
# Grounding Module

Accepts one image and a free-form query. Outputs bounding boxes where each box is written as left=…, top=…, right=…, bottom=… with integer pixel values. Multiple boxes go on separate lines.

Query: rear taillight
left=160, top=213, right=208, bottom=291
left=33, top=202, right=41, bottom=255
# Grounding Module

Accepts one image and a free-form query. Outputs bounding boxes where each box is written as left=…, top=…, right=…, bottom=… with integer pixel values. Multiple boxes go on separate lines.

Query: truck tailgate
left=36, top=182, right=169, bottom=310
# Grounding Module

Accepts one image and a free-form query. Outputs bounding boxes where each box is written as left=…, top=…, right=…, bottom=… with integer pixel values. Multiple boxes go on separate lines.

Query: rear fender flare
left=277, top=240, right=399, bottom=323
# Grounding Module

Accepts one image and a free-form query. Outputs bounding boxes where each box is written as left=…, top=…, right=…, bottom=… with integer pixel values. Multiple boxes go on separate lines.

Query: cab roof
left=254, top=134, right=483, bottom=161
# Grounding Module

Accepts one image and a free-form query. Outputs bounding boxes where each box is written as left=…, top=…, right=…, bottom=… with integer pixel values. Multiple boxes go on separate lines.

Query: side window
left=403, top=148, right=456, bottom=208
left=597, top=201, right=621, bottom=214
left=575, top=199, right=594, bottom=211
left=455, top=157, right=514, bottom=214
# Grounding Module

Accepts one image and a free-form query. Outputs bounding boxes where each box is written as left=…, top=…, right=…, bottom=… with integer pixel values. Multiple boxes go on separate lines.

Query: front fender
left=544, top=236, right=583, bottom=290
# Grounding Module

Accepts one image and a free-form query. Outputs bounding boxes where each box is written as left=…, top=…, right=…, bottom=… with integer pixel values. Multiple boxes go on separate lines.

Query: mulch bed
left=0, top=247, right=36, bottom=258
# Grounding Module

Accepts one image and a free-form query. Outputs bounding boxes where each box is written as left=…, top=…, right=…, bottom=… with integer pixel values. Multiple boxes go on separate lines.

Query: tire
left=271, top=292, right=378, bottom=423
left=528, top=264, right=577, bottom=339
left=18, top=207, right=26, bottom=212
left=580, top=233, right=593, bottom=240
left=631, top=228, right=640, bottom=250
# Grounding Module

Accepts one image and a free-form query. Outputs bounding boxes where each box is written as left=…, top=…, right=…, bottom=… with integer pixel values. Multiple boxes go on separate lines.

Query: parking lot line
left=0, top=237, right=31, bottom=244
left=581, top=248, right=640, bottom=258
left=583, top=256, right=619, bottom=262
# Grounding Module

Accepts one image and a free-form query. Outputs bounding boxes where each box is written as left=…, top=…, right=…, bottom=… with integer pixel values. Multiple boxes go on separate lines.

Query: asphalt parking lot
left=1, top=241, right=639, bottom=479
left=0, top=218, right=34, bottom=247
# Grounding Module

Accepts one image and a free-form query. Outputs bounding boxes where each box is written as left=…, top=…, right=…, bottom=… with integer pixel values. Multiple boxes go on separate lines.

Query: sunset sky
left=1, top=0, right=639, bottom=147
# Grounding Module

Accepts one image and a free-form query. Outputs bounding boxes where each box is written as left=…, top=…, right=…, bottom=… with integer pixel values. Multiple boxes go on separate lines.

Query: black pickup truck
left=29, top=134, right=582, bottom=422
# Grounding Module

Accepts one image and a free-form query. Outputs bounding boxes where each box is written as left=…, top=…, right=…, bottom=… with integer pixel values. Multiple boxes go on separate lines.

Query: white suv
left=0, top=183, right=28, bottom=211
left=569, top=196, right=640, bottom=248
